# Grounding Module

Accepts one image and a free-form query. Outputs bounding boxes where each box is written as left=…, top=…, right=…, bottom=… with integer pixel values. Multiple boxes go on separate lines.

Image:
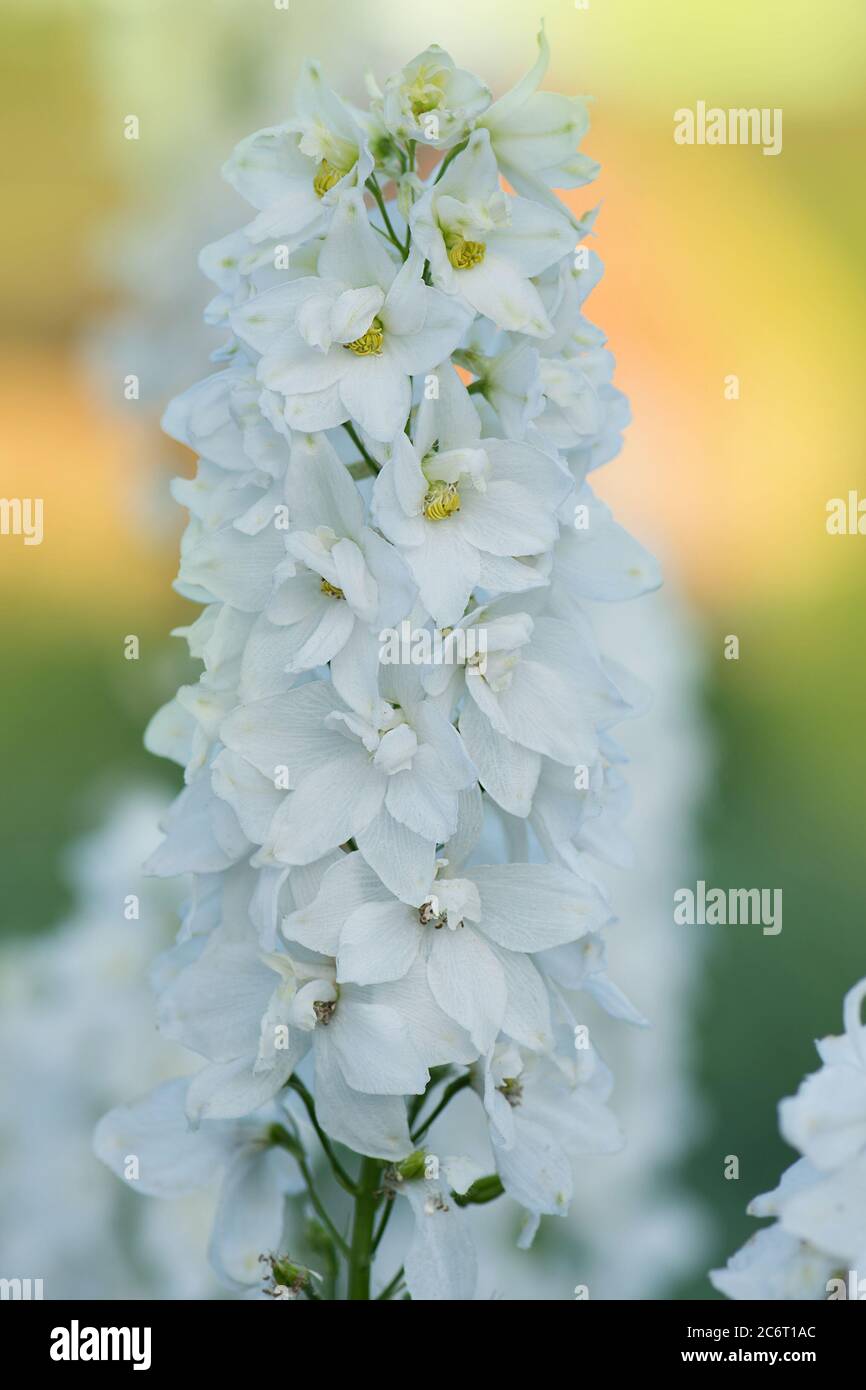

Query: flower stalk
left=95, top=26, right=661, bottom=1302
left=347, top=1157, right=382, bottom=1300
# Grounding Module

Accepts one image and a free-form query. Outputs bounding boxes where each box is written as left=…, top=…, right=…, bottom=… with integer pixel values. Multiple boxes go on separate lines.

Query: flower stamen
left=313, top=1000, right=336, bottom=1025
left=423, top=479, right=460, bottom=521
left=320, top=579, right=345, bottom=599
left=497, top=1076, right=523, bottom=1108
left=447, top=236, right=486, bottom=270
left=419, top=898, right=448, bottom=928
left=345, top=318, right=384, bottom=355
left=313, top=160, right=343, bottom=198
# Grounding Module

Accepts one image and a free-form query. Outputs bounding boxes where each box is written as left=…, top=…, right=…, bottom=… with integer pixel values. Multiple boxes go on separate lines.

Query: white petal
left=372, top=959, right=478, bottom=1067
left=494, top=1113, right=571, bottom=1218
left=458, top=698, right=539, bottom=817
left=710, top=1224, right=836, bottom=1302
left=406, top=526, right=480, bottom=628
left=157, top=934, right=276, bottom=1061
left=267, top=752, right=385, bottom=863
left=470, top=863, right=603, bottom=951
left=403, top=1179, right=478, bottom=1301
left=454, top=253, right=553, bottom=338
left=313, top=1032, right=413, bottom=1158
left=426, top=925, right=506, bottom=1052
left=288, top=430, right=366, bottom=536
left=339, top=352, right=411, bottom=444
left=212, top=747, right=285, bottom=844
left=209, top=1144, right=302, bottom=1287
left=781, top=1153, right=866, bottom=1261
left=485, top=196, right=575, bottom=277
left=94, top=1079, right=237, bottom=1197
left=186, top=1054, right=300, bottom=1123
left=283, top=851, right=386, bottom=954
left=338, top=900, right=424, bottom=985
left=780, top=1065, right=866, bottom=1172
left=221, top=681, right=345, bottom=784
left=179, top=524, right=286, bottom=612
left=329, top=994, right=428, bottom=1094
left=490, top=946, right=554, bottom=1052
left=318, top=187, right=398, bottom=292
left=355, top=806, right=437, bottom=904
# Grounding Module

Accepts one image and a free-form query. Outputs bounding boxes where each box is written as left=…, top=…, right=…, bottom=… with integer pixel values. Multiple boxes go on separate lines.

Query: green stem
left=411, top=1072, right=472, bottom=1143
left=288, top=1076, right=358, bottom=1195
left=376, top=1265, right=405, bottom=1301
left=407, top=1065, right=452, bottom=1128
left=371, top=1192, right=395, bottom=1253
left=434, top=139, right=468, bottom=184
left=402, top=140, right=417, bottom=255
left=366, top=176, right=405, bottom=256
left=342, top=421, right=380, bottom=473
left=347, top=1157, right=381, bottom=1300
left=372, top=221, right=399, bottom=247
left=298, top=1155, right=350, bottom=1257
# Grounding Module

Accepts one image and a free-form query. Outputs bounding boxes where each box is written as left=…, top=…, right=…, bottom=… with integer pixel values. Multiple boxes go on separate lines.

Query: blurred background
left=1, top=0, right=865, bottom=1298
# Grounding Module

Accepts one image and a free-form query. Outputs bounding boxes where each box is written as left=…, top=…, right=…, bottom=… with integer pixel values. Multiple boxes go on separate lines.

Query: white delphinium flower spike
left=97, top=34, right=661, bottom=1301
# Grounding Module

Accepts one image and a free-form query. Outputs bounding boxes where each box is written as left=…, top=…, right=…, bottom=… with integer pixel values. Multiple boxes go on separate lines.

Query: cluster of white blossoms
left=96, top=30, right=661, bottom=1300
left=0, top=796, right=217, bottom=1299
left=711, top=976, right=866, bottom=1301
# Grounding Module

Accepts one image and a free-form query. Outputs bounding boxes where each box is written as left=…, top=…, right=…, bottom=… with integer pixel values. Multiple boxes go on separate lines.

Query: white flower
left=778, top=978, right=866, bottom=1171
left=389, top=1154, right=481, bottom=1300
left=550, top=485, right=662, bottom=605
left=712, top=977, right=866, bottom=1300
left=223, top=60, right=374, bottom=247
left=372, top=367, right=570, bottom=624
left=457, top=326, right=544, bottom=440
left=410, top=129, right=575, bottom=337
left=414, top=595, right=630, bottom=818
left=156, top=928, right=428, bottom=1156
left=478, top=24, right=599, bottom=223
left=94, top=1079, right=304, bottom=1290
left=197, top=228, right=292, bottom=344
left=233, top=192, right=472, bottom=442
left=379, top=45, right=491, bottom=148
left=221, top=665, right=477, bottom=903
left=710, top=1224, right=836, bottom=1302
left=285, top=845, right=605, bottom=1053
left=478, top=1040, right=622, bottom=1245
left=255, top=431, right=415, bottom=713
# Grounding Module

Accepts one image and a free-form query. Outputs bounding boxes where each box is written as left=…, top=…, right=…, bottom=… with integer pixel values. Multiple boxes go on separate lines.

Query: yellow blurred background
left=3, top=0, right=865, bottom=615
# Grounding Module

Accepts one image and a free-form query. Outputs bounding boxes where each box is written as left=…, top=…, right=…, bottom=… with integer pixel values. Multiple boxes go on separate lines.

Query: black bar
left=4, top=1296, right=861, bottom=1372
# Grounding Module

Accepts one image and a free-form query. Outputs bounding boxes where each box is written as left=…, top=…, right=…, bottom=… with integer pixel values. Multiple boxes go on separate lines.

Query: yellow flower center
left=320, top=579, right=345, bottom=599
left=407, top=70, right=445, bottom=118
left=313, top=160, right=343, bottom=198
left=447, top=236, right=486, bottom=270
left=345, top=318, right=384, bottom=356
left=423, top=480, right=461, bottom=521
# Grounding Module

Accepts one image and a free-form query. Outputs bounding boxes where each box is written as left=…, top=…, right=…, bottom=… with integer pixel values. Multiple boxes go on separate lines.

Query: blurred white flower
left=712, top=977, right=866, bottom=1300
left=0, top=796, right=218, bottom=1299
